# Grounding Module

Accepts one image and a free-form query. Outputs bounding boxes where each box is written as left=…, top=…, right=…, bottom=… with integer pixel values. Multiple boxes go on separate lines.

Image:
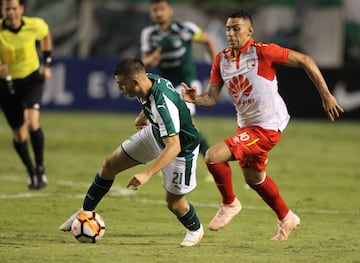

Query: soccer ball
left=71, top=211, right=105, bottom=243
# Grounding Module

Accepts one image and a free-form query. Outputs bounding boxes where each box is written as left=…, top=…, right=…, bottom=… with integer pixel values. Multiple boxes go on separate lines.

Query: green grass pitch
left=0, top=111, right=359, bottom=263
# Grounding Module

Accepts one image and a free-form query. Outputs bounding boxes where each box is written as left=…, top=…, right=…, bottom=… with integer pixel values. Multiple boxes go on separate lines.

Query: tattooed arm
left=181, top=82, right=222, bottom=108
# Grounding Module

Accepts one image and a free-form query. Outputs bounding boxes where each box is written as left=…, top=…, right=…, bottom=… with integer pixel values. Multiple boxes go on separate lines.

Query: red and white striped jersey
left=210, top=38, right=291, bottom=131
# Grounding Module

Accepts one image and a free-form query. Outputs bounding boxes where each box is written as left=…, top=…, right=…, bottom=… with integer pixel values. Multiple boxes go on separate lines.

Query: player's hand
left=126, top=173, right=151, bottom=190
left=134, top=117, right=150, bottom=130
left=181, top=82, right=198, bottom=103
left=151, top=47, right=162, bottom=65
left=0, top=64, right=9, bottom=75
left=40, top=66, right=52, bottom=83
left=322, top=94, right=344, bottom=121
left=145, top=47, right=162, bottom=68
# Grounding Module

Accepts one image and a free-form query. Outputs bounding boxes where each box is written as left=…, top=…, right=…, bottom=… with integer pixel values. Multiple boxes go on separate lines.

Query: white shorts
left=121, top=125, right=199, bottom=195
left=175, top=80, right=202, bottom=116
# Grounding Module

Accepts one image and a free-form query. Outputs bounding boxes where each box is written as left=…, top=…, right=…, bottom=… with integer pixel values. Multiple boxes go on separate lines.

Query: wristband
left=42, top=51, right=52, bottom=67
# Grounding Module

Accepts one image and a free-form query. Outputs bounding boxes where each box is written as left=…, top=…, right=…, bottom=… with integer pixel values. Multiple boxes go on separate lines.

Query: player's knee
left=243, top=169, right=265, bottom=185
left=204, top=148, right=216, bottom=163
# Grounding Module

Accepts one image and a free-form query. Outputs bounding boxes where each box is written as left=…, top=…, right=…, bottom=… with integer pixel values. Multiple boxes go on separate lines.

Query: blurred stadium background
left=10, top=0, right=360, bottom=118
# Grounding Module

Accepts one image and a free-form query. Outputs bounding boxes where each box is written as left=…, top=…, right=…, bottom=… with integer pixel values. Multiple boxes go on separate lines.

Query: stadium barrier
left=41, top=58, right=359, bottom=119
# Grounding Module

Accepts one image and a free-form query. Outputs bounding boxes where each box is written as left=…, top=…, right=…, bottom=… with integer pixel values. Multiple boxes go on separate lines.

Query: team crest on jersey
left=172, top=38, right=182, bottom=48
left=247, top=58, right=256, bottom=69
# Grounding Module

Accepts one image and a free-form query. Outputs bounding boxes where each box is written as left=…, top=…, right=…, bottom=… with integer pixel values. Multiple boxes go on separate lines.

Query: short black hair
left=114, top=57, right=146, bottom=77
left=228, top=9, right=253, bottom=25
left=150, top=0, right=169, bottom=4
left=1, top=0, right=25, bottom=6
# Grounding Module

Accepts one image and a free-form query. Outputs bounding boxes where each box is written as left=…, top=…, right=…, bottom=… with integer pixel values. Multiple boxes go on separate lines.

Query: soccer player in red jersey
left=182, top=9, right=343, bottom=240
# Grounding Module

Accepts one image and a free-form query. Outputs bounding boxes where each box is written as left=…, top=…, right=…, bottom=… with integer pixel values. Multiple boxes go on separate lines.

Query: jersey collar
left=239, top=38, right=254, bottom=53
left=226, top=38, right=254, bottom=60
left=2, top=19, right=25, bottom=33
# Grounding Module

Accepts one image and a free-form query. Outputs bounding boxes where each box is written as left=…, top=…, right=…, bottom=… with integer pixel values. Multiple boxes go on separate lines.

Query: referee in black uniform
left=0, top=0, right=52, bottom=189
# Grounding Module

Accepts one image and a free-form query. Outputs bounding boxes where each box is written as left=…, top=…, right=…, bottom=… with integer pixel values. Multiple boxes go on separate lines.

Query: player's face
left=115, top=75, right=138, bottom=97
left=225, top=17, right=253, bottom=50
left=1, top=0, right=24, bottom=29
left=149, top=1, right=173, bottom=27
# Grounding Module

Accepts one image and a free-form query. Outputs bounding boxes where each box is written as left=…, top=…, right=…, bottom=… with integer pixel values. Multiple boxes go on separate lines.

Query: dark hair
left=150, top=0, right=169, bottom=4
left=228, top=9, right=253, bottom=25
left=1, top=0, right=25, bottom=5
left=114, top=57, right=146, bottom=77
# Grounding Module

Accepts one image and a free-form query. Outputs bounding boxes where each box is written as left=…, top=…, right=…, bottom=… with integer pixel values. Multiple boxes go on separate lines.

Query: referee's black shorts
left=0, top=70, right=44, bottom=129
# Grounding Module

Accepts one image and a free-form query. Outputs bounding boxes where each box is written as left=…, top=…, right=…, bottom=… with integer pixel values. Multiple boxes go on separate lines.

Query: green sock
left=177, top=202, right=201, bottom=231
left=82, top=173, right=113, bottom=211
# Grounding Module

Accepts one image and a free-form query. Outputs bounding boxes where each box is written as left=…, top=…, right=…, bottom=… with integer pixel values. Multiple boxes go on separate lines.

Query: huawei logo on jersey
left=229, top=75, right=253, bottom=99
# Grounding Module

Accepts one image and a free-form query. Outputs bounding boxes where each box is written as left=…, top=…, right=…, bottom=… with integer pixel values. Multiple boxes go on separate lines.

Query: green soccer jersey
left=140, top=73, right=199, bottom=156
left=140, top=21, right=201, bottom=87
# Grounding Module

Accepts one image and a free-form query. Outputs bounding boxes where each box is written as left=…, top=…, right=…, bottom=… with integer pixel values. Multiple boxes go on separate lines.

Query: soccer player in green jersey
left=60, top=58, right=204, bottom=246
left=0, top=0, right=52, bottom=189
left=140, top=0, right=217, bottom=157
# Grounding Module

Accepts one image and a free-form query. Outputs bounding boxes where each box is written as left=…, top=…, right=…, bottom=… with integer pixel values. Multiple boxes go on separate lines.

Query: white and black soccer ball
left=71, top=211, right=105, bottom=243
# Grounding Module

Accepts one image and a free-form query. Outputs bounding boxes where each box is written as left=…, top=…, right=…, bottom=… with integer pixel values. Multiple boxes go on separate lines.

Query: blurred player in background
left=0, top=0, right=52, bottom=189
left=60, top=58, right=204, bottom=247
left=140, top=0, right=217, bottom=158
left=182, top=9, right=343, bottom=240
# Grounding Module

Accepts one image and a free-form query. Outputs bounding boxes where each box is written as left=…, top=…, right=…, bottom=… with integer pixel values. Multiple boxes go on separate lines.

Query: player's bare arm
left=141, top=47, right=162, bottom=68
left=134, top=110, right=150, bottom=130
left=285, top=49, right=344, bottom=121
left=182, top=82, right=221, bottom=108
left=127, top=135, right=181, bottom=190
left=197, top=31, right=217, bottom=60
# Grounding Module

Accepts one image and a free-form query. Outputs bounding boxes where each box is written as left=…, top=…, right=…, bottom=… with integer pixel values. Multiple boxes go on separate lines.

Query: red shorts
left=224, top=126, right=281, bottom=171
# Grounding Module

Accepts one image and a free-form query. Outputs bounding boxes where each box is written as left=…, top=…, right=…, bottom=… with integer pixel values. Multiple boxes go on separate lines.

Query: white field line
left=0, top=192, right=49, bottom=199
left=137, top=198, right=360, bottom=216
left=0, top=177, right=359, bottom=216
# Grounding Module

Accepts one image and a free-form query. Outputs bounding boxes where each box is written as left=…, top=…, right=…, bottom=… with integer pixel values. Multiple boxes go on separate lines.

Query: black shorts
left=0, top=70, right=44, bottom=128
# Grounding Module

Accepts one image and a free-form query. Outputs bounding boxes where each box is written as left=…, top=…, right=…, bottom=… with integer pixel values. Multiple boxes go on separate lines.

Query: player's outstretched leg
left=180, top=224, right=204, bottom=247
left=60, top=173, right=114, bottom=231
left=177, top=202, right=204, bottom=246
left=59, top=208, right=83, bottom=231
left=168, top=192, right=204, bottom=246
left=271, top=210, right=300, bottom=240
left=248, top=174, right=300, bottom=240
left=206, top=162, right=241, bottom=230
left=208, top=197, right=242, bottom=231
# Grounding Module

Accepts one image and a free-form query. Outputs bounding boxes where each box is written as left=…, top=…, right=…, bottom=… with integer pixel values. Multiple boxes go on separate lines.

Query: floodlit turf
left=0, top=111, right=359, bottom=263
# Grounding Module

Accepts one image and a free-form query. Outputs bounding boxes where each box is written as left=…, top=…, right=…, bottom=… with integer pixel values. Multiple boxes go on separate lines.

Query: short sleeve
left=209, top=52, right=224, bottom=85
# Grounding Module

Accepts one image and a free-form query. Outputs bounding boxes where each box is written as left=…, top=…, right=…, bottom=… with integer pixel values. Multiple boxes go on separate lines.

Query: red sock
left=206, top=162, right=236, bottom=204
left=250, top=174, right=289, bottom=220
